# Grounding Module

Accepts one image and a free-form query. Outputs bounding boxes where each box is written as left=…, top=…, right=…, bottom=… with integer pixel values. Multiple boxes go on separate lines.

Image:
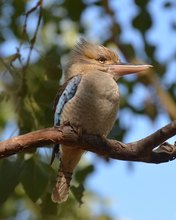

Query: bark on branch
left=0, top=121, right=176, bottom=164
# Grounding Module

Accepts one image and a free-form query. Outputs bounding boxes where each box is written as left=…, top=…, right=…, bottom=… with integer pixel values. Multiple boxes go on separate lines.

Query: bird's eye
left=98, top=57, right=106, bottom=64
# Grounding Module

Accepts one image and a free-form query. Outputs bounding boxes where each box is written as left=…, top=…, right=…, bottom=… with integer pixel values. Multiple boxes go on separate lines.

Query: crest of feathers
left=65, top=38, right=119, bottom=73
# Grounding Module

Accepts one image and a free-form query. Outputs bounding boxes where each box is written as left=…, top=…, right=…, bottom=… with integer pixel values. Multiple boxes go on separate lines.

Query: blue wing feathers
left=51, top=75, right=81, bottom=165
left=54, top=75, right=81, bottom=126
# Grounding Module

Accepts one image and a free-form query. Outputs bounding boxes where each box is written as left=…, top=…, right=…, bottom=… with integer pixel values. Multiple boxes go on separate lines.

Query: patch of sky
left=146, top=0, right=176, bottom=63
left=81, top=5, right=113, bottom=42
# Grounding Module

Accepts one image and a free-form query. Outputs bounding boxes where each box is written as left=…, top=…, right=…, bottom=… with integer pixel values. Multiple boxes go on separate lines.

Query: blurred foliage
left=0, top=0, right=176, bottom=219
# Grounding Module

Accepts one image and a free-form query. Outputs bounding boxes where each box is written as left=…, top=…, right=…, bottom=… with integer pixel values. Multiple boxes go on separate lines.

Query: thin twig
left=23, top=0, right=43, bottom=70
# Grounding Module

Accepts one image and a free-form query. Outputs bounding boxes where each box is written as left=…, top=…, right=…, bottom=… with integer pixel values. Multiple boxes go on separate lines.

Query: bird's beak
left=108, top=64, right=152, bottom=78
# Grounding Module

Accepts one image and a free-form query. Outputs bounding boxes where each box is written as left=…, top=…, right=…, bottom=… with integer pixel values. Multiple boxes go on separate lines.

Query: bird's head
left=66, top=39, right=152, bottom=80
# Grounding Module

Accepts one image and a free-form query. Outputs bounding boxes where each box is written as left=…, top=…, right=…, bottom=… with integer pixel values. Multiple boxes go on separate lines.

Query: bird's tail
left=51, top=146, right=84, bottom=203
left=51, top=163, right=72, bottom=203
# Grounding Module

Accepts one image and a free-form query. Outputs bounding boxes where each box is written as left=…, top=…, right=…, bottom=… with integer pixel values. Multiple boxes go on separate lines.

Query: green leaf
left=70, top=184, right=85, bottom=205
left=40, top=164, right=58, bottom=215
left=132, top=10, right=152, bottom=33
left=145, top=45, right=156, bottom=58
left=0, top=159, right=22, bottom=204
left=41, top=191, right=58, bottom=215
left=74, top=165, right=94, bottom=184
left=163, top=2, right=173, bottom=8
left=134, top=0, right=148, bottom=8
left=0, top=92, right=9, bottom=102
left=20, top=157, right=49, bottom=202
left=63, top=0, right=85, bottom=21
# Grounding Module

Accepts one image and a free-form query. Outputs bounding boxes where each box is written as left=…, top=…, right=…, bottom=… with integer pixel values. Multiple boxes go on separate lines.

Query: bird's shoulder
left=53, top=75, right=81, bottom=111
left=53, top=75, right=82, bottom=125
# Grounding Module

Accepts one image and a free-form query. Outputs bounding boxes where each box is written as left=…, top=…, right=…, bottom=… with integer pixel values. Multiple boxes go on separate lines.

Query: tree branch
left=0, top=121, right=176, bottom=164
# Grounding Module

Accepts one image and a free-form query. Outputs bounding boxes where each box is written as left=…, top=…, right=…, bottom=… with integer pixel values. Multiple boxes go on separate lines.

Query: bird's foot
left=69, top=122, right=83, bottom=137
left=58, top=121, right=82, bottom=136
left=62, top=120, right=72, bottom=126
left=54, top=121, right=72, bottom=130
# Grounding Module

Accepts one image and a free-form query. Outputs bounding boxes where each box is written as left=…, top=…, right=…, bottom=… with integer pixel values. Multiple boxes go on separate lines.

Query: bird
left=51, top=39, right=151, bottom=203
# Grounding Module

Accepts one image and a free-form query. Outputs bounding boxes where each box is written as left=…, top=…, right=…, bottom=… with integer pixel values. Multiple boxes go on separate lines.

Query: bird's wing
left=50, top=75, right=82, bottom=165
left=54, top=75, right=82, bottom=126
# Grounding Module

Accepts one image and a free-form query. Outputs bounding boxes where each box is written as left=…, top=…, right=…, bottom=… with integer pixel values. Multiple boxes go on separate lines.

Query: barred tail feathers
left=51, top=146, right=84, bottom=203
left=51, top=167, right=72, bottom=203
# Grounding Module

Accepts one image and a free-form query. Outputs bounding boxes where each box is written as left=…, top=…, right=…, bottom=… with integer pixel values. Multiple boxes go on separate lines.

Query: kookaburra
left=51, top=39, right=151, bottom=203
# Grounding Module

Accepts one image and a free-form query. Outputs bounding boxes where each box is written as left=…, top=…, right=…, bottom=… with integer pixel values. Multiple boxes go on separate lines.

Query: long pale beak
left=108, top=64, right=152, bottom=77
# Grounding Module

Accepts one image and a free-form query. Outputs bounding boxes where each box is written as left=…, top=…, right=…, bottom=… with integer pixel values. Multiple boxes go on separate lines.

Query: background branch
left=0, top=121, right=176, bottom=164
